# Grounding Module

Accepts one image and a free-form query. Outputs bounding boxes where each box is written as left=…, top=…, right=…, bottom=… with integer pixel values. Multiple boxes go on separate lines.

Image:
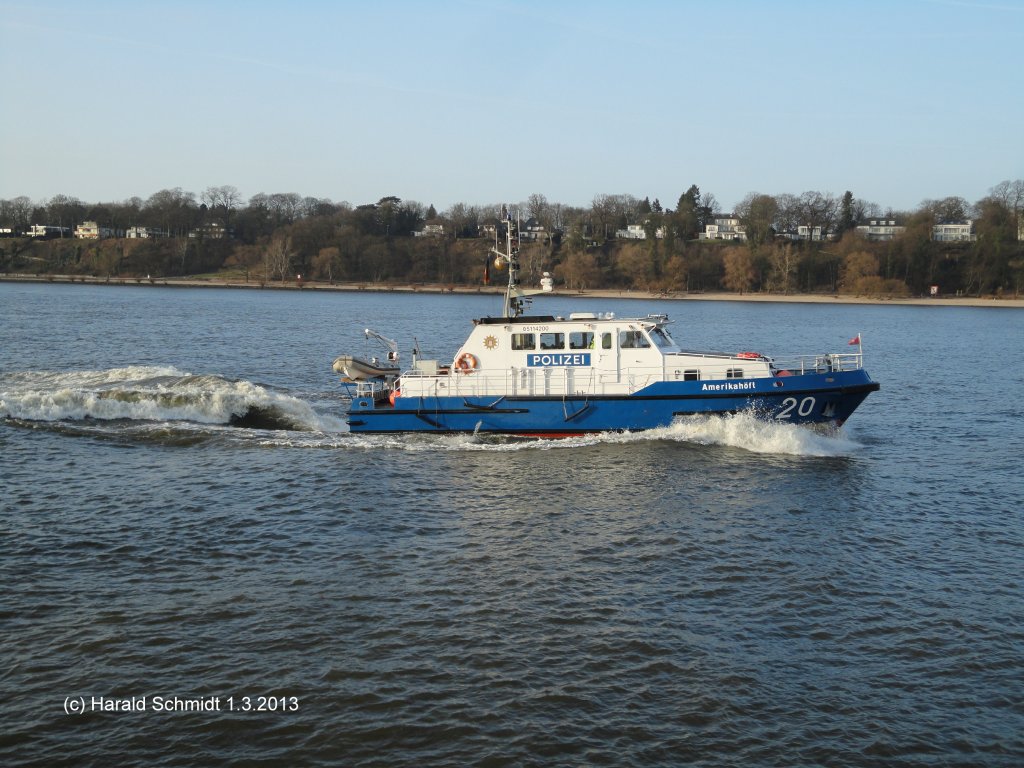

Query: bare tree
left=202, top=185, right=242, bottom=212
left=0, top=196, right=33, bottom=230
left=264, top=234, right=294, bottom=282
left=526, top=193, right=549, bottom=222
left=267, top=193, right=302, bottom=225
left=313, top=246, right=340, bottom=282
left=554, top=251, right=601, bottom=291
left=920, top=196, right=971, bottom=223
left=444, top=202, right=479, bottom=238
left=987, top=179, right=1024, bottom=213
left=46, top=194, right=85, bottom=234
left=735, top=193, right=779, bottom=246
left=780, top=191, right=839, bottom=239
left=722, top=246, right=755, bottom=293
left=144, top=188, right=198, bottom=236
left=766, top=243, right=798, bottom=293
left=176, top=237, right=191, bottom=274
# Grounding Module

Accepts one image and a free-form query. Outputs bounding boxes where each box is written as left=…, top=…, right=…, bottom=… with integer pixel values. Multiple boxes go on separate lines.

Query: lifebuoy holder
left=455, top=352, right=479, bottom=373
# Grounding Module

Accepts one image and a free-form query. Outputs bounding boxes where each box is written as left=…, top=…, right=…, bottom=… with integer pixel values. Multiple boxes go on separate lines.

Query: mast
left=493, top=209, right=527, bottom=318
left=490, top=207, right=552, bottom=318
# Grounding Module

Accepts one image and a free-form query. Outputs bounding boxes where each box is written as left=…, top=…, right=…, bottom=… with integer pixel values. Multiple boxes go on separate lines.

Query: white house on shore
left=414, top=221, right=446, bottom=237
left=932, top=221, right=975, bottom=242
left=616, top=223, right=665, bottom=240
left=126, top=226, right=168, bottom=239
left=26, top=224, right=72, bottom=238
left=700, top=215, right=746, bottom=241
left=856, top=219, right=905, bottom=241
left=75, top=221, right=117, bottom=239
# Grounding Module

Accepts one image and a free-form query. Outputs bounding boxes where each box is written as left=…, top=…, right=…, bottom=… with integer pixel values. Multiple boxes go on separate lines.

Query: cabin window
left=540, top=332, right=564, bottom=350
left=619, top=330, right=651, bottom=349
left=601, top=333, right=612, bottom=350
left=684, top=370, right=700, bottom=381
left=569, top=331, right=595, bottom=349
left=649, top=327, right=674, bottom=348
left=511, top=333, right=535, bottom=350
left=726, top=368, right=744, bottom=379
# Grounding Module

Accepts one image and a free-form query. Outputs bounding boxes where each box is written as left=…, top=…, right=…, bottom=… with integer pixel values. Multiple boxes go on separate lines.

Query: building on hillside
left=414, top=221, right=446, bottom=237
left=520, top=217, right=548, bottom=242
left=855, top=219, right=905, bottom=241
left=931, top=221, right=975, bottom=242
left=188, top=222, right=230, bottom=239
left=700, top=215, right=747, bottom=241
left=616, top=223, right=665, bottom=240
left=126, top=226, right=168, bottom=239
left=797, top=225, right=825, bottom=241
left=26, top=224, right=72, bottom=238
left=75, top=221, right=116, bottom=239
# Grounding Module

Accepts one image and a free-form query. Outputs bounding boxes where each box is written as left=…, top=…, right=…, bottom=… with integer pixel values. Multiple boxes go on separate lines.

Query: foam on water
left=654, top=411, right=862, bottom=456
left=264, top=410, right=859, bottom=456
left=0, top=366, right=343, bottom=432
left=2, top=367, right=857, bottom=455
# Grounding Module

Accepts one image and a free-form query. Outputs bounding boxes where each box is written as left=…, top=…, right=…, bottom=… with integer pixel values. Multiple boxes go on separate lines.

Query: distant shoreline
left=2, top=272, right=1022, bottom=309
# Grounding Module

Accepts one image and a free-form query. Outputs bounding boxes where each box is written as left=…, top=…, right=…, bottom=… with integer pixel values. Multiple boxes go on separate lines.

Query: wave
left=5, top=368, right=857, bottom=455
left=261, top=410, right=858, bottom=456
left=0, top=366, right=341, bottom=432
left=654, top=411, right=862, bottom=456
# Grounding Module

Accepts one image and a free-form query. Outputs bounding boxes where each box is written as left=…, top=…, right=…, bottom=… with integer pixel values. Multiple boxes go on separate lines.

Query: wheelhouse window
left=619, top=330, right=651, bottom=349
left=569, top=331, right=594, bottom=349
left=540, top=332, right=564, bottom=350
left=726, top=368, right=744, bottom=379
left=649, top=327, right=674, bottom=348
left=511, top=333, right=535, bottom=350
left=684, top=370, right=700, bottom=381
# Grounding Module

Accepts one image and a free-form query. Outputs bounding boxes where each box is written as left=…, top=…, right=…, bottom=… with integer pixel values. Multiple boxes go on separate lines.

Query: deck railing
left=769, top=352, right=864, bottom=374
left=364, top=350, right=866, bottom=401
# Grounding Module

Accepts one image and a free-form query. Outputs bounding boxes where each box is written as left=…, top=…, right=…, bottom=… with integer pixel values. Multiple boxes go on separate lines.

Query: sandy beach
left=3, top=272, right=1022, bottom=309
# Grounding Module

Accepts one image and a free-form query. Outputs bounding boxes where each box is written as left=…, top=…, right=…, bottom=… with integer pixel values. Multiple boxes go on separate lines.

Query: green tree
left=837, top=190, right=856, bottom=234
left=674, top=185, right=701, bottom=240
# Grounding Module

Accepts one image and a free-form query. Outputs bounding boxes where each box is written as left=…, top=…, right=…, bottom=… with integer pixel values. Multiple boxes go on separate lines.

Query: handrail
left=770, top=352, right=863, bottom=373
left=382, top=351, right=865, bottom=400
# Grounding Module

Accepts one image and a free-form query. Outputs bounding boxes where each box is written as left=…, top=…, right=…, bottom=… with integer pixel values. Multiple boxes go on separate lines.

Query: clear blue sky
left=2, top=0, right=1021, bottom=214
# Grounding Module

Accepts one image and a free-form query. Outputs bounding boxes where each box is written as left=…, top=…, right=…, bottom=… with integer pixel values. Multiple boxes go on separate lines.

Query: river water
left=2, top=282, right=1022, bottom=767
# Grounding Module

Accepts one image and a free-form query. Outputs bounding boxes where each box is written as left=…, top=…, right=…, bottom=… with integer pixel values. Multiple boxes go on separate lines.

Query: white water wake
left=651, top=412, right=862, bottom=456
left=0, top=366, right=343, bottom=432
left=312, top=411, right=860, bottom=457
left=3, top=369, right=858, bottom=455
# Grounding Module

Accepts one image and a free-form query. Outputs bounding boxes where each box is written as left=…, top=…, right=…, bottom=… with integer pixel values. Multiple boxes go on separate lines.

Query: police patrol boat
left=338, top=219, right=880, bottom=436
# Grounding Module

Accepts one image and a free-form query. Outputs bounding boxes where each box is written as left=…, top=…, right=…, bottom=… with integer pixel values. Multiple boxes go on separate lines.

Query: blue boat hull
left=346, top=370, right=880, bottom=435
